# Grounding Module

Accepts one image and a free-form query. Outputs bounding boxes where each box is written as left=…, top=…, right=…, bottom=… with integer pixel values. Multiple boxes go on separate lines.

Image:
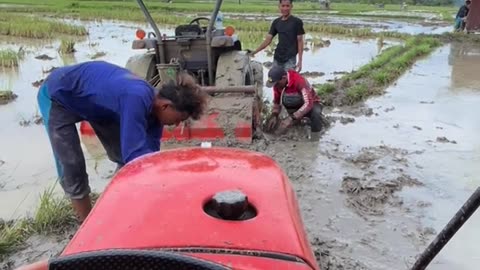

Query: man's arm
left=253, top=34, right=274, bottom=55
left=252, top=20, right=277, bottom=55
left=291, top=79, right=314, bottom=120
left=119, top=95, right=156, bottom=164
left=296, top=19, right=306, bottom=72
left=272, top=87, right=282, bottom=115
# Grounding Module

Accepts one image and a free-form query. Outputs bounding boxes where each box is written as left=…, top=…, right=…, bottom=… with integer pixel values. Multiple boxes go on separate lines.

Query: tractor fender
left=125, top=53, right=157, bottom=83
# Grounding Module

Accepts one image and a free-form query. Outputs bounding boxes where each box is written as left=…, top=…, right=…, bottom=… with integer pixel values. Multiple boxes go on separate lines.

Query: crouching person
left=37, top=60, right=207, bottom=223
left=265, top=66, right=324, bottom=135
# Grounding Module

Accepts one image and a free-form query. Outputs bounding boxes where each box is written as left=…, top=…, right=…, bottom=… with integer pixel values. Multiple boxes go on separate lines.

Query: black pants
left=43, top=99, right=122, bottom=199
left=283, top=94, right=324, bottom=132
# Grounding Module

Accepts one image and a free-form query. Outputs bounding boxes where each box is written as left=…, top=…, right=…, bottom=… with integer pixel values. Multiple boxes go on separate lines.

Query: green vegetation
left=0, top=49, right=21, bottom=68
left=0, top=11, right=88, bottom=39
left=58, top=39, right=76, bottom=54
left=0, top=90, right=18, bottom=105
left=31, top=186, right=78, bottom=234
left=0, top=185, right=100, bottom=260
left=314, top=36, right=441, bottom=105
left=0, top=0, right=457, bottom=19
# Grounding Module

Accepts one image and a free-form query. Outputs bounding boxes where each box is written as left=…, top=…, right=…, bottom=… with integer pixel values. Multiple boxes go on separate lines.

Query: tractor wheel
left=125, top=53, right=158, bottom=85
left=215, top=51, right=262, bottom=135
left=215, top=51, right=253, bottom=88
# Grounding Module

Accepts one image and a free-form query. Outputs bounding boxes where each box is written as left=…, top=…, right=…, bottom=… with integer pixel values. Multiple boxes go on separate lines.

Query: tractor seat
left=175, top=24, right=202, bottom=37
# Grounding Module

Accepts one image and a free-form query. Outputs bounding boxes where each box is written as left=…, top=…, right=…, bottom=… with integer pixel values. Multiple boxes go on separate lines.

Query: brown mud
left=0, top=91, right=17, bottom=105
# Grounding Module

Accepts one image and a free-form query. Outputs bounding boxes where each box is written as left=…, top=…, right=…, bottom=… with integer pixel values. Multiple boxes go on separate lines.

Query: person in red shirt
left=265, top=66, right=324, bottom=134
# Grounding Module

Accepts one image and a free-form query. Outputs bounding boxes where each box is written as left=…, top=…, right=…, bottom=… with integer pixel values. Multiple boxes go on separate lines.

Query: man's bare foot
left=71, top=195, right=92, bottom=222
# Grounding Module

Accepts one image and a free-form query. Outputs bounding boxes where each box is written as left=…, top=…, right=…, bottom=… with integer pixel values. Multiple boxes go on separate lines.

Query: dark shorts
left=37, top=84, right=122, bottom=199
left=282, top=94, right=324, bottom=133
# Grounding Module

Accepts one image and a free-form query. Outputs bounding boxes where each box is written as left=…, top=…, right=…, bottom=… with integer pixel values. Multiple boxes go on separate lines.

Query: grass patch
left=58, top=39, right=76, bottom=54
left=0, top=184, right=101, bottom=259
left=314, top=36, right=441, bottom=106
left=0, top=49, right=22, bottom=68
left=346, top=83, right=369, bottom=104
left=31, top=186, right=77, bottom=234
left=0, top=220, right=31, bottom=257
left=0, top=0, right=457, bottom=21
left=0, top=11, right=88, bottom=39
left=316, top=83, right=336, bottom=99
left=0, top=90, right=18, bottom=105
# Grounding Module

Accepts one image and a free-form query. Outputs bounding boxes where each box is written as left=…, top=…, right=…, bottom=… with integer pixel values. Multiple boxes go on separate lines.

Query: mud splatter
left=42, top=67, right=58, bottom=74
left=341, top=175, right=423, bottom=217
left=312, top=237, right=368, bottom=270
left=90, top=51, right=106, bottom=59
left=19, top=115, right=43, bottom=127
left=34, top=54, right=53, bottom=61
left=436, top=136, right=457, bottom=144
left=0, top=91, right=17, bottom=105
left=31, top=80, right=44, bottom=88
left=301, top=71, right=325, bottom=78
left=1, top=234, right=72, bottom=270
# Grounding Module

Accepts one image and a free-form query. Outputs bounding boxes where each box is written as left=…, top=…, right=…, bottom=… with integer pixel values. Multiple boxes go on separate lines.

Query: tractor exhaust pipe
left=410, top=187, right=480, bottom=270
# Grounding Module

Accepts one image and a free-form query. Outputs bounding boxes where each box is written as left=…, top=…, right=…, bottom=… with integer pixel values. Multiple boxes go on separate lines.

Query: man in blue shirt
left=37, top=61, right=207, bottom=222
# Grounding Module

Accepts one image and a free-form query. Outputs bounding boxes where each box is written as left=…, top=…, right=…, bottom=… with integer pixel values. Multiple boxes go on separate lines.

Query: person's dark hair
left=157, top=72, right=207, bottom=120
left=279, top=0, right=293, bottom=3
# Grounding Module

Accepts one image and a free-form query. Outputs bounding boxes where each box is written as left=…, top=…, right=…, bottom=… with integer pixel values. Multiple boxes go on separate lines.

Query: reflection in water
left=448, top=42, right=480, bottom=90
left=60, top=53, right=78, bottom=66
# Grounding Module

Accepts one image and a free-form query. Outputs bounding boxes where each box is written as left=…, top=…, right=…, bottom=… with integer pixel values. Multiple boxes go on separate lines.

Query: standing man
left=37, top=60, right=207, bottom=222
left=250, top=0, right=305, bottom=72
left=454, top=0, right=471, bottom=32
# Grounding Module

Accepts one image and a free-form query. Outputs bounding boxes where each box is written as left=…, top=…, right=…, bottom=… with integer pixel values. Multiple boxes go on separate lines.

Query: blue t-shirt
left=45, top=60, right=162, bottom=164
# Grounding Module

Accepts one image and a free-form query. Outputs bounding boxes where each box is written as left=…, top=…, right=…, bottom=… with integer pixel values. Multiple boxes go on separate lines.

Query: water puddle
left=312, top=42, right=480, bottom=269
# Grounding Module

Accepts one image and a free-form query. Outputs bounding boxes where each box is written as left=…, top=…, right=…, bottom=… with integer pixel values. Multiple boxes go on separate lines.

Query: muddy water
left=313, top=42, right=480, bottom=269
left=0, top=20, right=383, bottom=220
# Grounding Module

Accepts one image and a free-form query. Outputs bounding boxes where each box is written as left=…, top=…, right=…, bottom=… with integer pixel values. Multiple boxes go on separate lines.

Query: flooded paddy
left=1, top=15, right=479, bottom=270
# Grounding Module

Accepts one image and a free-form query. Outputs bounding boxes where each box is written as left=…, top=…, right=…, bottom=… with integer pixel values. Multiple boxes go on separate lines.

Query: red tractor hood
left=62, top=147, right=319, bottom=270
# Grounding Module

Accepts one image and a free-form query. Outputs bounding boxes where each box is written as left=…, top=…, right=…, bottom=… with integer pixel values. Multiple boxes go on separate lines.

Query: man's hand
left=276, top=117, right=294, bottom=134
left=266, top=114, right=279, bottom=132
left=296, top=59, right=303, bottom=73
left=246, top=49, right=256, bottom=58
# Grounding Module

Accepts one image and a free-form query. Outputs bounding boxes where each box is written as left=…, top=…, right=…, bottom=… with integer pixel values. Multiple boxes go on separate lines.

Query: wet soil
left=0, top=91, right=17, bottom=105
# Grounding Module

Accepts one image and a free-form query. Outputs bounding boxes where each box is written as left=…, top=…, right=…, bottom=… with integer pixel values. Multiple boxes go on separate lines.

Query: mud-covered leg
left=308, top=103, right=324, bottom=133
left=48, top=102, right=91, bottom=222
left=89, top=121, right=123, bottom=171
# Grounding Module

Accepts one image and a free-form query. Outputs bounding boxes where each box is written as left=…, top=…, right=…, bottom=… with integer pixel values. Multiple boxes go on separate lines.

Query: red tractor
left=17, top=147, right=320, bottom=270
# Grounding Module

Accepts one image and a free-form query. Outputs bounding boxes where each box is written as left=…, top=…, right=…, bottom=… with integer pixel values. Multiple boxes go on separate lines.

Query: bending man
left=37, top=60, right=207, bottom=222
left=265, top=66, right=324, bottom=134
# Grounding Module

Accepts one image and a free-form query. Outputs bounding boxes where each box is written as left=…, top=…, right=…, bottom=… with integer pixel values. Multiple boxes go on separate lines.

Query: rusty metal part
left=200, top=85, right=256, bottom=94
left=410, top=187, right=480, bottom=270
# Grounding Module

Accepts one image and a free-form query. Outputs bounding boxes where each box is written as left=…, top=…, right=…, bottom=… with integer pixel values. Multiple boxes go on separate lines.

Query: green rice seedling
left=31, top=185, right=77, bottom=234
left=0, top=49, right=20, bottom=68
left=58, top=39, right=76, bottom=54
